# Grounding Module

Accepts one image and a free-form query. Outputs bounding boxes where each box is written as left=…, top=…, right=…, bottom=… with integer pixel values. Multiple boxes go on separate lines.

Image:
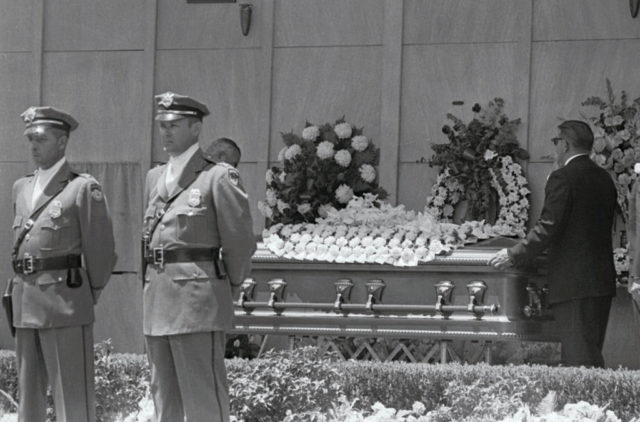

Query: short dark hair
left=209, top=137, right=241, bottom=166
left=558, top=120, right=594, bottom=151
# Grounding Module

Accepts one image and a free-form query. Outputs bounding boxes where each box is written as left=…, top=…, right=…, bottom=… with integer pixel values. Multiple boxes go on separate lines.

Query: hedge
left=0, top=345, right=639, bottom=421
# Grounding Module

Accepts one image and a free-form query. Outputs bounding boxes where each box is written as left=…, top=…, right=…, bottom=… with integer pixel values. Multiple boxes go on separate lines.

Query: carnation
left=284, top=144, right=302, bottom=160
left=351, top=135, right=369, bottom=151
left=316, top=141, right=335, bottom=159
left=277, top=146, right=287, bottom=162
left=301, top=125, right=319, bottom=141
left=359, top=164, right=376, bottom=182
left=334, top=122, right=353, bottom=139
left=257, top=201, right=273, bottom=218
left=265, top=188, right=277, bottom=206
left=335, top=149, right=352, bottom=167
left=265, top=169, right=274, bottom=184
left=335, top=184, right=354, bottom=204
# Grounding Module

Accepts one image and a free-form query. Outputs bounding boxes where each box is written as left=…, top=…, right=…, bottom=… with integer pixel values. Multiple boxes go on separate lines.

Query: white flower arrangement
left=262, top=193, right=508, bottom=267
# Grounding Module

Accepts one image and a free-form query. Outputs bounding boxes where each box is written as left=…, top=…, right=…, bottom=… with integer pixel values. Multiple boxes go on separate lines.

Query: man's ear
left=57, top=134, right=69, bottom=151
left=190, top=119, right=202, bottom=137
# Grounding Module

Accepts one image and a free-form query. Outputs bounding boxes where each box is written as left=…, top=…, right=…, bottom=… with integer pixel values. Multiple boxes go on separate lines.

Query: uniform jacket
left=509, top=155, right=617, bottom=303
left=628, top=180, right=640, bottom=277
left=143, top=148, right=256, bottom=336
left=10, top=162, right=117, bottom=328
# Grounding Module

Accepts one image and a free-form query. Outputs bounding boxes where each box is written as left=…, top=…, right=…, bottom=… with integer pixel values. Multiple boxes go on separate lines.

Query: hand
left=629, top=277, right=640, bottom=306
left=488, top=248, right=514, bottom=270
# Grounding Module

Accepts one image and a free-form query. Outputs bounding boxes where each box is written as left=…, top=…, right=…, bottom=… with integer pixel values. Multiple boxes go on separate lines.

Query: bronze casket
left=233, top=238, right=557, bottom=346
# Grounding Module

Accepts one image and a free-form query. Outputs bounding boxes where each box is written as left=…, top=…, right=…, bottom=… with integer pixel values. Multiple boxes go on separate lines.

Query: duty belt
left=12, top=254, right=82, bottom=275
left=144, top=247, right=220, bottom=268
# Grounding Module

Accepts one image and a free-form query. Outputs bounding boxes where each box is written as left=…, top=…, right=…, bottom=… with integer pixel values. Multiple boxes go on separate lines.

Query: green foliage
left=226, top=347, right=344, bottom=422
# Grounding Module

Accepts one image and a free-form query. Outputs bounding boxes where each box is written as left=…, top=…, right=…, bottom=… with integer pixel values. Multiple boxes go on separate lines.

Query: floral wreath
left=425, top=99, right=530, bottom=238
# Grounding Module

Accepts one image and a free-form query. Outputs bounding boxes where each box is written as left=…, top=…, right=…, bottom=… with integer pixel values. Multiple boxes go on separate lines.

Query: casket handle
left=434, top=280, right=455, bottom=316
left=267, top=278, right=287, bottom=309
left=334, top=279, right=354, bottom=310
left=467, top=280, right=487, bottom=317
left=237, top=278, right=257, bottom=308
left=365, top=279, right=385, bottom=310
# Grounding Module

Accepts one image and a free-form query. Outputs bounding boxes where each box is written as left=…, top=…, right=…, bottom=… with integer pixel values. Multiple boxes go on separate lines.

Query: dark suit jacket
left=508, top=155, right=617, bottom=304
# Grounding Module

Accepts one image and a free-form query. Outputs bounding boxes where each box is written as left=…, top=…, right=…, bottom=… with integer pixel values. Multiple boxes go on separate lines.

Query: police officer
left=142, top=92, right=256, bottom=421
left=9, top=106, right=117, bottom=421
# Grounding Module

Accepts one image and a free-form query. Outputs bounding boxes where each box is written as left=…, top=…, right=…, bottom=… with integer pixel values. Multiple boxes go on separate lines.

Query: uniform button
left=58, top=277, right=63, bottom=282
left=160, top=224, right=165, bottom=230
left=25, top=234, right=30, bottom=240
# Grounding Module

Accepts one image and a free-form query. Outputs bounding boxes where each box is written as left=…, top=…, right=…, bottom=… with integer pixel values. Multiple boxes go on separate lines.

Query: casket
left=232, top=238, right=558, bottom=347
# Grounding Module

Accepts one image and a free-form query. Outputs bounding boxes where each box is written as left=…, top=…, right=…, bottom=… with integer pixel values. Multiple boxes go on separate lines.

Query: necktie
left=32, top=174, right=43, bottom=209
left=165, top=162, right=177, bottom=196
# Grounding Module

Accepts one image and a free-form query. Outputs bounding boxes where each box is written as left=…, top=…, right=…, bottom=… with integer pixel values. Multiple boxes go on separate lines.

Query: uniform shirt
left=165, top=143, right=199, bottom=195
left=11, top=162, right=117, bottom=328
left=143, top=148, right=256, bottom=335
left=32, top=157, right=66, bottom=209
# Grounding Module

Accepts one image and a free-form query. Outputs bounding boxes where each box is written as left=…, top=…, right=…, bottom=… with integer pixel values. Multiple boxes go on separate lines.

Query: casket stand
left=231, top=237, right=556, bottom=363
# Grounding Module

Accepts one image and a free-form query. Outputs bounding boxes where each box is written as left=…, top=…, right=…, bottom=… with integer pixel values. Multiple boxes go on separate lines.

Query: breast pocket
left=39, top=217, right=72, bottom=251
left=176, top=207, right=209, bottom=244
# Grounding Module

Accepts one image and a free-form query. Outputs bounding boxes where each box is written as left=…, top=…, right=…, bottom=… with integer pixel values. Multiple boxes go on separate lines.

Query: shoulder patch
left=228, top=167, right=240, bottom=186
left=90, top=183, right=104, bottom=202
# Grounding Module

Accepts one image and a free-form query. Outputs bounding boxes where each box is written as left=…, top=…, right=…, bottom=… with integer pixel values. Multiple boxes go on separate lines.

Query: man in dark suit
left=489, top=120, right=617, bottom=368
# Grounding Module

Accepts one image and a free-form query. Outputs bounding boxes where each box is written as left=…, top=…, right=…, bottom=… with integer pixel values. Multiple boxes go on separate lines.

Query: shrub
left=226, top=347, right=344, bottom=422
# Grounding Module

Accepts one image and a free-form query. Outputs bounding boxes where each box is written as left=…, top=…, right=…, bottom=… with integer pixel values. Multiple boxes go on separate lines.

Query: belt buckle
left=153, top=247, right=164, bottom=268
left=23, top=254, right=35, bottom=275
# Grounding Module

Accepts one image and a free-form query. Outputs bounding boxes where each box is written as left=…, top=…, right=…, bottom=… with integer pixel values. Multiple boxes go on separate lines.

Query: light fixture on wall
left=631, top=0, right=640, bottom=18
left=240, top=4, right=252, bottom=36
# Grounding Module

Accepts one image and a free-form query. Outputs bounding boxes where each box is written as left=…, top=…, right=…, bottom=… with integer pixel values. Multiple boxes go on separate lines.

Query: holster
left=141, top=236, right=148, bottom=286
left=2, top=280, right=15, bottom=337
left=66, top=268, right=83, bottom=288
left=213, top=247, right=227, bottom=279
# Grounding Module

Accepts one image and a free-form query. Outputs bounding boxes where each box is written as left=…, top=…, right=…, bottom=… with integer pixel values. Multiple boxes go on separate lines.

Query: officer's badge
left=90, top=183, right=104, bottom=202
left=158, top=92, right=175, bottom=108
left=228, top=168, right=240, bottom=186
left=48, top=200, right=62, bottom=218
left=188, top=188, right=201, bottom=207
left=21, top=107, right=37, bottom=123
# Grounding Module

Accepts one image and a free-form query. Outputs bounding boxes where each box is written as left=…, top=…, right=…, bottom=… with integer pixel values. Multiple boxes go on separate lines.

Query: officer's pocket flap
left=40, top=217, right=71, bottom=230
left=12, top=216, right=23, bottom=229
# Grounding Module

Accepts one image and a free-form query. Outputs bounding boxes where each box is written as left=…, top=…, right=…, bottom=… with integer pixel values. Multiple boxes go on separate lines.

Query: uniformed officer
left=9, top=106, right=117, bottom=421
left=142, top=92, right=256, bottom=422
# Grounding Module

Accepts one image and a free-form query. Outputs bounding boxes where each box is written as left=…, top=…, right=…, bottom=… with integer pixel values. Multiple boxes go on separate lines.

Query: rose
left=257, top=201, right=273, bottom=218
left=483, top=149, right=497, bottom=161
left=335, top=149, right=352, bottom=167
left=277, top=146, right=287, bottom=161
left=335, top=184, right=354, bottom=204
left=334, top=122, right=352, bottom=139
left=316, top=141, right=335, bottom=159
left=351, top=135, right=369, bottom=151
left=284, top=144, right=302, bottom=160
left=276, top=199, right=290, bottom=213
left=302, top=125, right=319, bottom=141
left=265, top=169, right=274, bottom=184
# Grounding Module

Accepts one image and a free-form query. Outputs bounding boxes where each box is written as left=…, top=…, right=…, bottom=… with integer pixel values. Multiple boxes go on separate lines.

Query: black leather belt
left=12, top=254, right=82, bottom=275
left=144, top=247, right=219, bottom=267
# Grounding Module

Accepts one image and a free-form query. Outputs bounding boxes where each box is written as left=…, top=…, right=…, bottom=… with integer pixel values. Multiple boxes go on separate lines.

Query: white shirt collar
left=36, top=156, right=67, bottom=184
left=168, top=143, right=199, bottom=174
left=564, top=153, right=588, bottom=166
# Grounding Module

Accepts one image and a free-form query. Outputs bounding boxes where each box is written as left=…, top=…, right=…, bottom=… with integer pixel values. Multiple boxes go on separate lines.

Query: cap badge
left=228, top=168, right=240, bottom=186
left=21, top=107, right=37, bottom=123
left=90, top=184, right=104, bottom=202
left=188, top=188, right=201, bottom=207
left=158, top=92, right=175, bottom=108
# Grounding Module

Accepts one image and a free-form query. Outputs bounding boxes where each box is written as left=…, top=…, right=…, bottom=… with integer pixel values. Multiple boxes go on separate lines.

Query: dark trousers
left=552, top=296, right=612, bottom=368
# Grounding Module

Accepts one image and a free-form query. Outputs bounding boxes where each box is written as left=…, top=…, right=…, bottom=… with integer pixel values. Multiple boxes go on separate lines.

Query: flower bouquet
left=582, top=79, right=640, bottom=224
left=425, top=98, right=530, bottom=237
left=258, top=118, right=387, bottom=226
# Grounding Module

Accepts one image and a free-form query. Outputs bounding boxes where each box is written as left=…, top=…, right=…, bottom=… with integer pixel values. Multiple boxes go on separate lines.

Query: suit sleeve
left=508, top=170, right=571, bottom=265
left=76, top=179, right=118, bottom=294
left=212, top=166, right=256, bottom=286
